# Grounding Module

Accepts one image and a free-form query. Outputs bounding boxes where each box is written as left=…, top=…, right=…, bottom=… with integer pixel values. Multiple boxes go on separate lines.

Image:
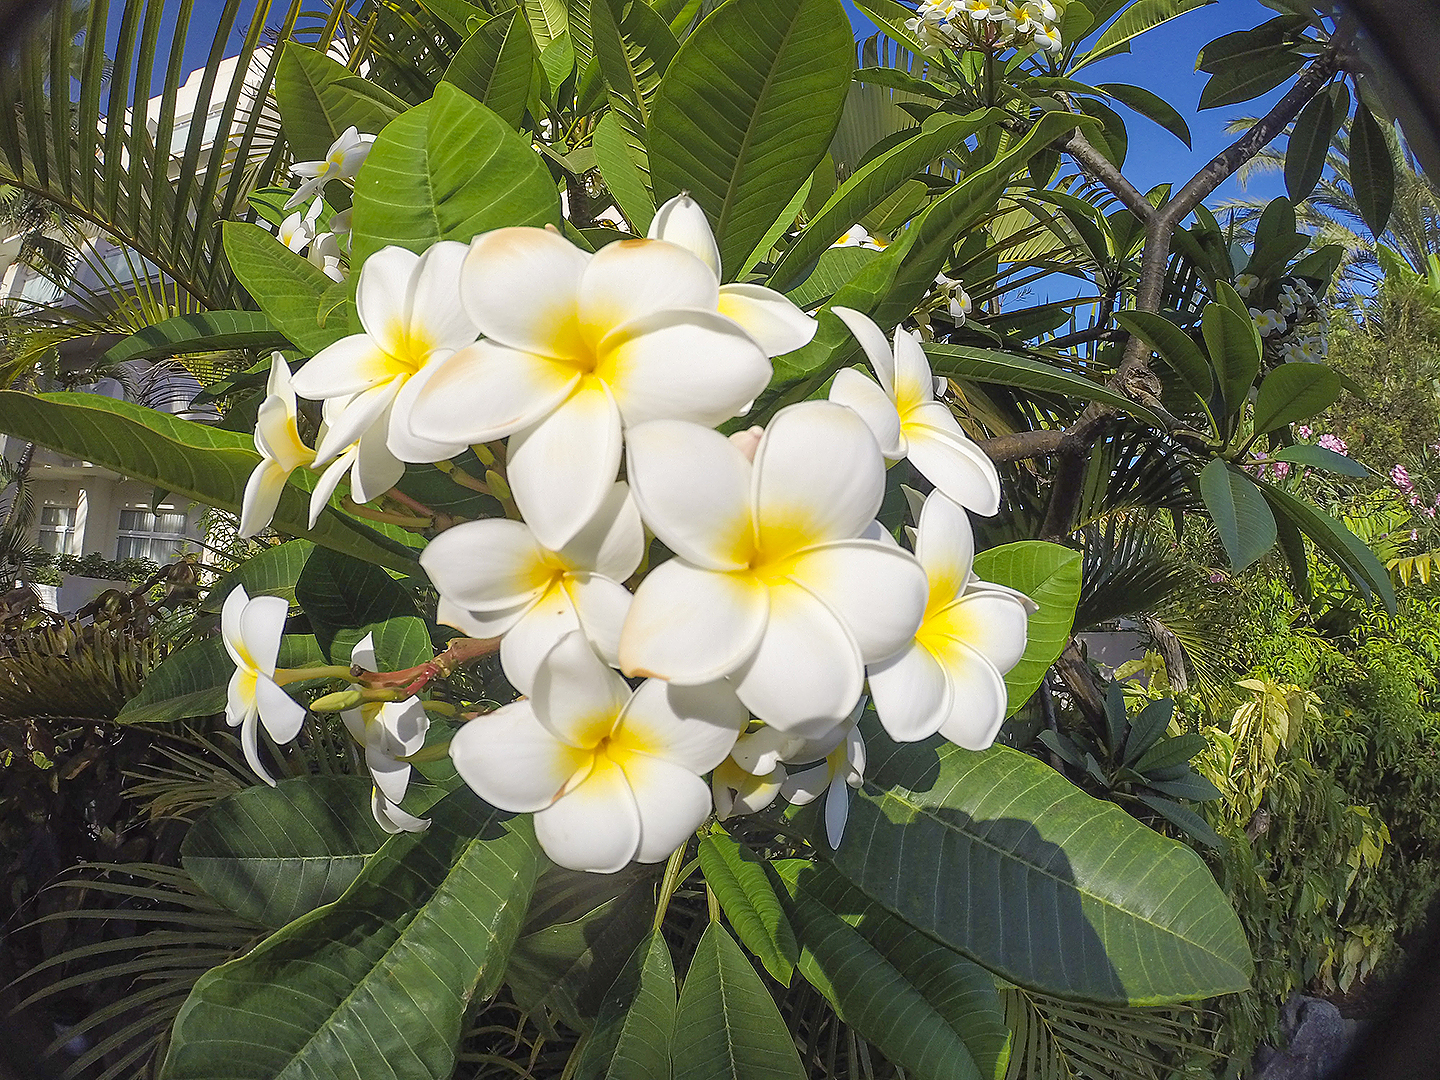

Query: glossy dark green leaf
left=1134, top=733, right=1208, bottom=775
left=442, top=9, right=537, bottom=128
left=1096, top=82, right=1191, bottom=147
left=572, top=930, right=676, bottom=1080
left=698, top=825, right=798, bottom=984
left=1200, top=301, right=1260, bottom=417
left=593, top=110, right=655, bottom=232
left=649, top=0, right=853, bottom=280
left=223, top=221, right=348, bottom=355
left=1074, top=0, right=1215, bottom=70
left=1349, top=101, right=1395, bottom=236
left=671, top=923, right=806, bottom=1080
left=1258, top=481, right=1396, bottom=612
left=1272, top=443, right=1369, bottom=477
left=274, top=43, right=405, bottom=163
left=828, top=722, right=1253, bottom=1005
left=1113, top=310, right=1213, bottom=404
left=1285, top=87, right=1340, bottom=202
left=591, top=0, right=678, bottom=185
left=182, top=777, right=394, bottom=928
left=202, top=540, right=315, bottom=613
left=117, top=634, right=324, bottom=723
left=1198, top=458, right=1276, bottom=571
left=971, top=541, right=1083, bottom=714
left=1195, top=15, right=1306, bottom=72
left=1122, top=699, right=1175, bottom=766
left=295, top=546, right=430, bottom=669
left=782, top=246, right=878, bottom=311
left=1198, top=49, right=1306, bottom=110
left=162, top=792, right=540, bottom=1080
left=0, top=391, right=417, bottom=573
left=103, top=311, right=288, bottom=365
left=1136, top=793, right=1223, bottom=849
left=350, top=82, right=559, bottom=264
left=1252, top=362, right=1342, bottom=434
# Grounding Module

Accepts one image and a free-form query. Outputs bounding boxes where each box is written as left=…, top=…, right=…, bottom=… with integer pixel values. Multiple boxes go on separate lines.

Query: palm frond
left=1075, top=514, right=1189, bottom=630
left=0, top=621, right=165, bottom=722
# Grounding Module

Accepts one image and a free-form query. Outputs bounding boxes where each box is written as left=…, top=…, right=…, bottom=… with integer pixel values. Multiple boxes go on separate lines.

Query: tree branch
left=1059, top=129, right=1157, bottom=225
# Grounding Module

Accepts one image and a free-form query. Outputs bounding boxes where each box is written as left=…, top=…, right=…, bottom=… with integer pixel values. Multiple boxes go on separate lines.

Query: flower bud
left=649, top=193, right=721, bottom=277
left=311, top=688, right=366, bottom=712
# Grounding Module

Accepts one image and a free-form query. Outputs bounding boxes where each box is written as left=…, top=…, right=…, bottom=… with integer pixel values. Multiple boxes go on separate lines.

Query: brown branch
left=1059, top=129, right=1157, bottom=225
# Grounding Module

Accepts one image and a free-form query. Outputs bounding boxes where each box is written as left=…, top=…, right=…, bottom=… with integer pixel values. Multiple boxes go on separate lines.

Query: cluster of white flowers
left=271, top=127, right=371, bottom=283
left=906, top=0, right=1063, bottom=56
left=936, top=271, right=972, bottom=324
left=1239, top=274, right=1328, bottom=362
left=226, top=193, right=1032, bottom=871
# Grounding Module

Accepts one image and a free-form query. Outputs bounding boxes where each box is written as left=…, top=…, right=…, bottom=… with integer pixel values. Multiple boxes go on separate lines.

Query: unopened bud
left=311, top=688, right=365, bottom=712
left=649, top=193, right=721, bottom=277
left=485, top=469, right=512, bottom=502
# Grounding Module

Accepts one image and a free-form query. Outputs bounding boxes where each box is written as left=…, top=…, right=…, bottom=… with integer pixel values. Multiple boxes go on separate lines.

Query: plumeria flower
left=1250, top=307, right=1286, bottom=337
left=1234, top=273, right=1259, bottom=298
left=711, top=715, right=850, bottom=820
left=421, top=481, right=643, bottom=694
left=305, top=395, right=405, bottom=526
left=400, top=224, right=787, bottom=550
left=291, top=242, right=477, bottom=469
left=1278, top=283, right=1303, bottom=316
left=1032, top=21, right=1063, bottom=51
left=278, top=197, right=324, bottom=253
left=712, top=756, right=785, bottom=819
left=286, top=126, right=374, bottom=209
left=648, top=194, right=819, bottom=359
left=830, top=307, right=1002, bottom=516
left=240, top=355, right=316, bottom=539
left=780, top=706, right=866, bottom=849
left=307, top=232, right=345, bottom=281
left=868, top=491, right=1034, bottom=748
left=620, top=401, right=928, bottom=733
left=834, top=224, right=882, bottom=249
left=342, top=635, right=429, bottom=834
left=450, top=631, right=746, bottom=873
left=222, top=586, right=305, bottom=786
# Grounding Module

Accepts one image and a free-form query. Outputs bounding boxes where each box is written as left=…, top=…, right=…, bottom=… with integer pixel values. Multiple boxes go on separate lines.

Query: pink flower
left=1412, top=530, right=1420, bottom=542
left=1209, top=571, right=1225, bottom=583
left=1391, top=464, right=1414, bottom=493
left=1318, top=433, right=1347, bottom=453
left=1427, top=507, right=1437, bottom=519
left=1410, top=493, right=1421, bottom=507
left=1297, top=425, right=1313, bottom=439
left=1273, top=461, right=1290, bottom=478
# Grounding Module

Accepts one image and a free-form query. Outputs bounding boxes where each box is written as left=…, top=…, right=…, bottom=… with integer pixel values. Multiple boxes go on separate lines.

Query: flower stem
left=434, top=459, right=491, bottom=494
left=273, top=664, right=355, bottom=686
left=653, top=842, right=689, bottom=932
left=341, top=496, right=431, bottom=529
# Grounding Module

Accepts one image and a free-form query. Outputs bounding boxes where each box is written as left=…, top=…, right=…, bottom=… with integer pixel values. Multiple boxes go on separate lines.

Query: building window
left=37, top=505, right=77, bottom=554
left=117, top=506, right=190, bottom=562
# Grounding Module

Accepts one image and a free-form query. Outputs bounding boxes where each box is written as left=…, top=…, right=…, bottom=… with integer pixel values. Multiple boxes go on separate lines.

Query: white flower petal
left=220, top=585, right=251, bottom=668
left=421, top=518, right=551, bottom=611
left=308, top=448, right=356, bottom=527
left=255, top=673, right=305, bottom=744
left=649, top=194, right=721, bottom=277
left=581, top=237, right=719, bottom=337
left=753, top=401, right=885, bottom=556
left=239, top=711, right=276, bottom=786
left=507, top=384, right=623, bottom=551
left=731, top=723, right=845, bottom=775
left=601, top=308, right=770, bottom=428
left=786, top=540, right=927, bottom=664
left=436, top=596, right=528, bottom=640
left=384, top=382, right=469, bottom=465
left=240, top=594, right=288, bottom=675
left=405, top=240, right=478, bottom=353
left=291, top=334, right=399, bottom=400
left=624, top=419, right=754, bottom=570
left=915, top=491, right=975, bottom=607
left=905, top=422, right=1002, bottom=517
left=733, top=581, right=864, bottom=733
left=351, top=633, right=377, bottom=672
left=829, top=367, right=903, bottom=457
left=240, top=460, right=288, bottom=540
left=567, top=573, right=634, bottom=668
left=367, top=741, right=412, bottom=805
left=355, top=246, right=422, bottom=356
left=931, top=590, right=1030, bottom=673
left=226, top=669, right=254, bottom=729
left=462, top=227, right=590, bottom=359
left=558, top=481, right=644, bottom=582
left=619, top=558, right=768, bottom=684
left=377, top=696, right=429, bottom=758
left=531, top=630, right=631, bottom=749
left=615, top=678, right=746, bottom=774
left=867, top=640, right=951, bottom=742
left=713, top=758, right=783, bottom=818
left=314, top=380, right=400, bottom=464
left=499, top=586, right=581, bottom=695
left=372, top=790, right=430, bottom=834
left=717, top=283, right=817, bottom=357
left=399, top=339, right=580, bottom=447
left=931, top=638, right=1009, bottom=751
left=891, top=328, right=936, bottom=411
left=831, top=306, right=895, bottom=396
left=450, top=700, right=588, bottom=812
left=781, top=762, right=830, bottom=805
left=534, top=757, right=641, bottom=873
left=623, top=753, right=715, bottom=864
left=351, top=426, right=406, bottom=502
left=824, top=773, right=851, bottom=848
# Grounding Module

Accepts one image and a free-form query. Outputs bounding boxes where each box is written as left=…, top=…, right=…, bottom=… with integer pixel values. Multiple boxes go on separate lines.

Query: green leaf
left=103, top=311, right=288, bottom=365
left=1196, top=15, right=1307, bottom=72
left=971, top=541, right=1083, bottom=714
left=1252, top=362, right=1342, bottom=434
left=0, top=391, right=417, bottom=573
left=162, top=791, right=541, bottom=1080
left=1074, top=0, right=1215, bottom=70
left=1135, top=793, right=1223, bottom=849
left=223, top=221, right=348, bottom=355
left=520, top=0, right=569, bottom=48
left=1113, top=310, right=1213, bottom=404
left=117, top=634, right=324, bottom=723
left=202, top=540, right=316, bottom=613
left=783, top=246, right=878, bottom=311
left=350, top=82, right=559, bottom=264
left=828, top=723, right=1253, bottom=1005
left=1198, top=50, right=1306, bottom=110
left=774, top=862, right=1005, bottom=1080
left=649, top=0, right=854, bottom=280
left=1200, top=300, right=1260, bottom=417
left=1272, top=443, right=1369, bottom=477
left=1096, top=82, right=1191, bottom=147
left=1133, top=732, right=1208, bottom=775
left=1349, top=101, right=1395, bottom=236
left=182, top=776, right=395, bottom=928
left=1258, top=481, right=1396, bottom=612
left=850, top=0, right=934, bottom=54
left=593, top=110, right=656, bottom=233
left=572, top=930, right=677, bottom=1080
left=1198, top=458, right=1276, bottom=571
left=1122, top=699, right=1175, bottom=765
left=591, top=0, right=678, bottom=186
left=295, top=546, right=430, bottom=669
left=926, top=343, right=1171, bottom=429
left=770, top=109, right=1005, bottom=291
left=1285, top=86, right=1340, bottom=202
left=442, top=9, right=537, bottom=129
left=274, top=43, right=405, bottom=163
left=698, top=825, right=798, bottom=984
left=671, top=922, right=806, bottom=1080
